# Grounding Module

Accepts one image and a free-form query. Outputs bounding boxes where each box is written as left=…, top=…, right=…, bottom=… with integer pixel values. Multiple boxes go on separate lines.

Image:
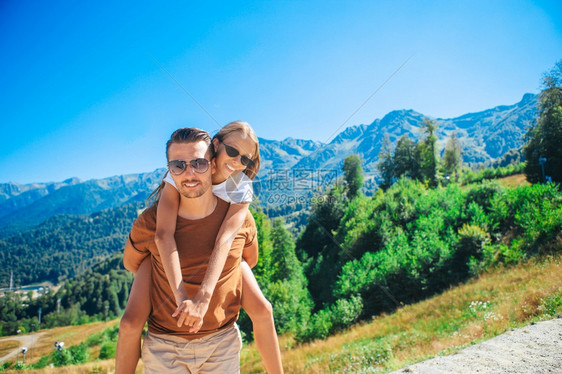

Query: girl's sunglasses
left=167, top=158, right=210, bottom=175
left=221, top=142, right=255, bottom=167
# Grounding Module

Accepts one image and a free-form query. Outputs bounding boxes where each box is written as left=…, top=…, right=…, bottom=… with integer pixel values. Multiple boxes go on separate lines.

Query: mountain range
left=260, top=93, right=538, bottom=175
left=0, top=172, right=164, bottom=238
left=0, top=93, right=538, bottom=239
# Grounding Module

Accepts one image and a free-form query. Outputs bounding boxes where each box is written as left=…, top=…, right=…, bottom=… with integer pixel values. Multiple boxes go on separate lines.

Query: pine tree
left=267, top=218, right=313, bottom=332
left=417, top=118, right=439, bottom=187
left=296, top=183, right=346, bottom=307
left=270, top=218, right=302, bottom=282
left=377, top=136, right=395, bottom=190
left=443, top=131, right=463, bottom=180
left=249, top=207, right=273, bottom=283
left=393, top=134, right=418, bottom=179
left=524, top=60, right=562, bottom=184
left=343, top=154, right=364, bottom=199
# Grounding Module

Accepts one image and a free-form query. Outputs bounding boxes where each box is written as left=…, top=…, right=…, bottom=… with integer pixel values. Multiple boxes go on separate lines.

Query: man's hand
left=171, top=290, right=212, bottom=333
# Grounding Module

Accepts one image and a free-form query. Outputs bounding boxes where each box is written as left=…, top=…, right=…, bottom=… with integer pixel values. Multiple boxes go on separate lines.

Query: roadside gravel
left=392, top=316, right=562, bottom=374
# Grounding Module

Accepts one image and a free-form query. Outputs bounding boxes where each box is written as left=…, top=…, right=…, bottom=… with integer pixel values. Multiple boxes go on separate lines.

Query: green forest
left=0, top=203, right=141, bottom=287
left=241, top=167, right=560, bottom=343
left=0, top=255, right=132, bottom=336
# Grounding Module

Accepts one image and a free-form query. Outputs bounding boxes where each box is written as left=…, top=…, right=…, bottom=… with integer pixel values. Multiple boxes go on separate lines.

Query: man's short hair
left=166, top=128, right=214, bottom=161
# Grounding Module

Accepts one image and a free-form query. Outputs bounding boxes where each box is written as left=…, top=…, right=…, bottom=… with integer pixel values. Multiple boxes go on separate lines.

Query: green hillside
left=0, top=254, right=133, bottom=336
left=0, top=202, right=142, bottom=287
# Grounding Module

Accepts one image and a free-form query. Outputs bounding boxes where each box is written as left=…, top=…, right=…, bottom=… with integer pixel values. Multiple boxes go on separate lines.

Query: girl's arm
left=181, top=202, right=250, bottom=332
left=241, top=224, right=259, bottom=268
left=154, top=183, right=191, bottom=316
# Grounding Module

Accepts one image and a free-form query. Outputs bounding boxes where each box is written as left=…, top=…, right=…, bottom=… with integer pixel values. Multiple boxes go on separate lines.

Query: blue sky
left=1, top=0, right=561, bottom=184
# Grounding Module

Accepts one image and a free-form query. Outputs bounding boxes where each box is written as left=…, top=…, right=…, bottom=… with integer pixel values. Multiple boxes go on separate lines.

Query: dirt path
left=392, top=317, right=562, bottom=373
left=0, top=332, right=46, bottom=364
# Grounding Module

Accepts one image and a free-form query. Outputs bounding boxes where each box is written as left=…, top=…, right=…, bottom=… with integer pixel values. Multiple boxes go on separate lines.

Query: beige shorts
left=142, top=324, right=242, bottom=374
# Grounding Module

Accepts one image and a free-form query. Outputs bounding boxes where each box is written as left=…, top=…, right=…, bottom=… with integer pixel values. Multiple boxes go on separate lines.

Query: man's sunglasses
left=221, top=142, right=255, bottom=168
left=167, top=158, right=210, bottom=175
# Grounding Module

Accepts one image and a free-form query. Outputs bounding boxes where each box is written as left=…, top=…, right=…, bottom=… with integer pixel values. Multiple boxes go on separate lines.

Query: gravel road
left=392, top=317, right=562, bottom=374
left=0, top=332, right=45, bottom=364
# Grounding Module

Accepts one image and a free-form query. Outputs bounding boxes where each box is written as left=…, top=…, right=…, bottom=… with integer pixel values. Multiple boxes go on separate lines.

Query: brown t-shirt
left=124, top=198, right=257, bottom=340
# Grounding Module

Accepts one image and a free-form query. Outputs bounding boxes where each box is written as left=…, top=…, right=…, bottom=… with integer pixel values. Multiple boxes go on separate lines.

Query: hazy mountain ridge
left=0, top=178, right=82, bottom=217
left=439, top=92, right=538, bottom=163
left=0, top=170, right=165, bottom=238
left=258, top=137, right=323, bottom=172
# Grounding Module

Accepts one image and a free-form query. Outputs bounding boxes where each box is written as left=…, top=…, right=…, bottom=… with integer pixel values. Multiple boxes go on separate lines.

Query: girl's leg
left=241, top=261, right=283, bottom=374
left=115, top=257, right=152, bottom=374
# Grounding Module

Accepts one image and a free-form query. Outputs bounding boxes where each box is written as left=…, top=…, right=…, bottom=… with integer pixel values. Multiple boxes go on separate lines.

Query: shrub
left=489, top=183, right=562, bottom=254
left=31, top=355, right=51, bottom=369
left=481, top=243, right=525, bottom=269
left=52, top=343, right=89, bottom=367
left=69, top=343, right=89, bottom=365
left=53, top=348, right=73, bottom=367
left=460, top=163, right=525, bottom=184
left=330, top=295, right=363, bottom=331
left=338, top=195, right=386, bottom=258
left=0, top=362, right=13, bottom=372
left=295, top=309, right=333, bottom=343
left=295, top=295, right=363, bottom=343
left=465, top=202, right=490, bottom=228
left=98, top=341, right=117, bottom=360
left=265, top=278, right=313, bottom=334
left=452, top=224, right=490, bottom=278
left=539, top=290, right=562, bottom=317
left=465, top=181, right=504, bottom=212
left=12, top=362, right=27, bottom=370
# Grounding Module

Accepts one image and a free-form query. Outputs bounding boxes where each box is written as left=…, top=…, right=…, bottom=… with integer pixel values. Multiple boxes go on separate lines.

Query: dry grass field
left=497, top=173, right=530, bottom=188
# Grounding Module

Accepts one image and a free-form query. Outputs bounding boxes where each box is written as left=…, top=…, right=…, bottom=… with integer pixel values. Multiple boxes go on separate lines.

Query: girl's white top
left=163, top=171, right=254, bottom=204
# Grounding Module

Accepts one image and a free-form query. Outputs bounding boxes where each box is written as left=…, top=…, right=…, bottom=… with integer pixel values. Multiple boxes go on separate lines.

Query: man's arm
left=242, top=228, right=259, bottom=268
left=123, top=215, right=151, bottom=274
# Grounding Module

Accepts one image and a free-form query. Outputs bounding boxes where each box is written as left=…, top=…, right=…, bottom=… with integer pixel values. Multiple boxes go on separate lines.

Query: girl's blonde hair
left=213, top=121, right=261, bottom=180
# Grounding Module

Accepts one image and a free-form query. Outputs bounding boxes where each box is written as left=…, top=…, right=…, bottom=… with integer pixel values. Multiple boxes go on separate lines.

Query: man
left=123, top=128, right=257, bottom=373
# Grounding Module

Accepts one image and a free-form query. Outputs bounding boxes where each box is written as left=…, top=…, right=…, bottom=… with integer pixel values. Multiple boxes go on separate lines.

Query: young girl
left=115, top=122, right=283, bottom=374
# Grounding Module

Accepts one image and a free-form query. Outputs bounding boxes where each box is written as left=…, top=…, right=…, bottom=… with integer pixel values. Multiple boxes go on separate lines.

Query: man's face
left=167, top=141, right=214, bottom=199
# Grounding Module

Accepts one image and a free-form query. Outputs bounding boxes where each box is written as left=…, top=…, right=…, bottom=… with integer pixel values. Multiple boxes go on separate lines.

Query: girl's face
left=212, top=132, right=256, bottom=183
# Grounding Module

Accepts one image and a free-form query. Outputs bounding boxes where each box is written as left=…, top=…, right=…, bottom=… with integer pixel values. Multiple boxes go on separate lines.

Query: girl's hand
left=171, top=291, right=212, bottom=333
